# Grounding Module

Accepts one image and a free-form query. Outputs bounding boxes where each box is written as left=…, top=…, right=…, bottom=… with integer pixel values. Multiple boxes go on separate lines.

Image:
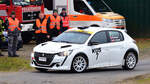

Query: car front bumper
left=30, top=53, right=71, bottom=71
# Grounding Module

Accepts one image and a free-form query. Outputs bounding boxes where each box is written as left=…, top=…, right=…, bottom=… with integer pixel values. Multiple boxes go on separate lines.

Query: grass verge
left=119, top=74, right=150, bottom=84
left=135, top=38, right=150, bottom=50
left=0, top=57, right=33, bottom=72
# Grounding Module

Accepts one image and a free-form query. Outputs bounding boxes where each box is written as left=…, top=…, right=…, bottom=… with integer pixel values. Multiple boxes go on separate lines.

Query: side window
left=74, top=0, right=93, bottom=15
left=90, top=31, right=108, bottom=44
left=108, top=31, right=124, bottom=42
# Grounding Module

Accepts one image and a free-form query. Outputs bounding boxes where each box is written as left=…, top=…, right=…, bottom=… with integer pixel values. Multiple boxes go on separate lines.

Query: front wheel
left=122, top=52, right=137, bottom=70
left=71, top=55, right=88, bottom=73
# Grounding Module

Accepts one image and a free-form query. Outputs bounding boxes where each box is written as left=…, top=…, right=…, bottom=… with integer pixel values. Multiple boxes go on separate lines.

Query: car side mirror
left=88, top=42, right=99, bottom=46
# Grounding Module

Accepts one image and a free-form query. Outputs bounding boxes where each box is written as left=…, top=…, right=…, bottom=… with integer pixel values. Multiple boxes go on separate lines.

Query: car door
left=89, top=31, right=110, bottom=67
left=107, top=31, right=125, bottom=66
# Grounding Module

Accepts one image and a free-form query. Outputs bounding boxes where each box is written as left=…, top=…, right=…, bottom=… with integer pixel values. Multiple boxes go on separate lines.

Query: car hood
left=33, top=41, right=83, bottom=53
left=96, top=12, right=125, bottom=19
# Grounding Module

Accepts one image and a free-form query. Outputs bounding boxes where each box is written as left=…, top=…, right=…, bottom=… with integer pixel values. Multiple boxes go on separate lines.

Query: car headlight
left=102, top=18, right=113, bottom=23
left=58, top=50, right=73, bottom=56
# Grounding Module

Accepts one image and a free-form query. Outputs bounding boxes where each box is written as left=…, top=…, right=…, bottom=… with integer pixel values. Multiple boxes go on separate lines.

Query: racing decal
left=22, top=7, right=41, bottom=12
left=67, top=30, right=93, bottom=34
left=92, top=48, right=101, bottom=60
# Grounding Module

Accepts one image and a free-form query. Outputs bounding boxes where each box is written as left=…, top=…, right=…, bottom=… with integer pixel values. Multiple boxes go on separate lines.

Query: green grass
left=137, top=78, right=150, bottom=84
left=135, top=38, right=150, bottom=50
left=0, top=57, right=33, bottom=72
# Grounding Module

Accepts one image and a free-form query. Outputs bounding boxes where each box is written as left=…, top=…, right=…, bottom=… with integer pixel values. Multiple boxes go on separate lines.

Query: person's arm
left=33, top=20, right=39, bottom=31
left=4, top=19, right=9, bottom=31
left=60, top=18, right=63, bottom=33
left=47, top=17, right=51, bottom=35
left=19, top=24, right=22, bottom=29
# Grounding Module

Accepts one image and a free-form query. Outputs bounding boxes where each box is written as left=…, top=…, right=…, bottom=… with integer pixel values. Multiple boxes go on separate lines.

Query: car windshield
left=87, top=0, right=111, bottom=12
left=52, top=31, right=91, bottom=44
left=13, top=0, right=42, bottom=6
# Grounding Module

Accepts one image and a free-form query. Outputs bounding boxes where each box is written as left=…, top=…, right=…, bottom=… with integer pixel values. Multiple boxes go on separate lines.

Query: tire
left=71, top=55, right=88, bottom=73
left=35, top=68, right=48, bottom=72
left=122, top=52, right=137, bottom=70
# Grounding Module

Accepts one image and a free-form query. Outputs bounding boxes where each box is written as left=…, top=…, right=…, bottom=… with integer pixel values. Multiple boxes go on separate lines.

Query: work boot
left=0, top=53, right=4, bottom=56
left=13, top=54, right=19, bottom=57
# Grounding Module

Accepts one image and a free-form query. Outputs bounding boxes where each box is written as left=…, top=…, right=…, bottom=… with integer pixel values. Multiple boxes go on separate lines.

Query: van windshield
left=0, top=0, right=10, bottom=5
left=87, top=0, right=111, bottom=12
left=13, top=0, right=43, bottom=6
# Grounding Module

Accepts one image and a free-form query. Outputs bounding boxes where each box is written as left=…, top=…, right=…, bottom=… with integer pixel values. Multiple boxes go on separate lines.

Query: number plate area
left=39, top=57, right=47, bottom=62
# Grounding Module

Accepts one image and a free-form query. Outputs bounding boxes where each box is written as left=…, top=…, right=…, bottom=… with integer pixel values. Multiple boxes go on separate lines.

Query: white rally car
left=31, top=27, right=139, bottom=72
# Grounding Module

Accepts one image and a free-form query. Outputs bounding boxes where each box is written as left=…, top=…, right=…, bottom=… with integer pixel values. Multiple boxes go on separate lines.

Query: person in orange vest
left=47, top=9, right=62, bottom=40
left=60, top=8, right=69, bottom=33
left=5, top=11, right=21, bottom=57
left=33, top=12, right=49, bottom=45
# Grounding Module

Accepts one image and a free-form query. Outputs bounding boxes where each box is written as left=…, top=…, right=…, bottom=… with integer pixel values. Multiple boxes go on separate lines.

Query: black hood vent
left=61, top=45, right=72, bottom=48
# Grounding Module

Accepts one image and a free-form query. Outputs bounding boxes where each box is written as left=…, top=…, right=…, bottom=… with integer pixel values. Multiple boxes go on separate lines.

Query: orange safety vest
left=35, top=19, right=47, bottom=34
left=8, top=17, right=21, bottom=31
left=50, top=15, right=61, bottom=30
left=62, top=16, right=69, bottom=27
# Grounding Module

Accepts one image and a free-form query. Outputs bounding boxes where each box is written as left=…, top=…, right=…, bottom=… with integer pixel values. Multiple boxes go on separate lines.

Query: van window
left=87, top=0, right=111, bottom=12
left=0, top=0, right=10, bottom=5
left=74, top=0, right=93, bottom=15
left=90, top=31, right=108, bottom=44
left=108, top=31, right=124, bottom=42
left=43, top=0, right=53, bottom=10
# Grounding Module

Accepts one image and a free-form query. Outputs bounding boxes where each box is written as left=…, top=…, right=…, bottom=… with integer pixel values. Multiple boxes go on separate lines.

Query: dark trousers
left=48, top=28, right=60, bottom=40
left=0, top=35, right=2, bottom=49
left=8, top=35, right=18, bottom=56
left=36, top=33, right=47, bottom=45
left=0, top=35, right=3, bottom=54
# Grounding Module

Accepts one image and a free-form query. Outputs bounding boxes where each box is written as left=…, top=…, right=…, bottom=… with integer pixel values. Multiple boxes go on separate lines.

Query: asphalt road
left=0, top=58, right=150, bottom=84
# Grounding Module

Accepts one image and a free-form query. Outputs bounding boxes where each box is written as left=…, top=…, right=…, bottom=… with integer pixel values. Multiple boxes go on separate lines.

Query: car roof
left=68, top=27, right=124, bottom=34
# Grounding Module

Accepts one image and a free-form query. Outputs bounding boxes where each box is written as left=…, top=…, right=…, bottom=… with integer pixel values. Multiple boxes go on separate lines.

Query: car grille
left=34, top=52, right=55, bottom=65
left=23, top=11, right=40, bottom=21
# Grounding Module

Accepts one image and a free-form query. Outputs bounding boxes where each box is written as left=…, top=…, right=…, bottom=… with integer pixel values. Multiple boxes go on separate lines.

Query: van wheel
left=122, top=52, right=137, bottom=70
left=35, top=68, right=48, bottom=72
left=71, top=55, right=88, bottom=73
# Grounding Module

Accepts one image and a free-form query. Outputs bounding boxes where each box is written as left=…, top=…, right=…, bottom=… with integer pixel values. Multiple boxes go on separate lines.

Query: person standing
left=60, top=8, right=69, bottom=33
left=0, top=17, right=4, bottom=56
left=5, top=11, right=21, bottom=57
left=34, top=12, right=48, bottom=45
left=47, top=10, right=62, bottom=40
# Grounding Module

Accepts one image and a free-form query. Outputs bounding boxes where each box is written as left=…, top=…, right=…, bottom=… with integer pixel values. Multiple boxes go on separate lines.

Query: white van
left=44, top=0, right=126, bottom=30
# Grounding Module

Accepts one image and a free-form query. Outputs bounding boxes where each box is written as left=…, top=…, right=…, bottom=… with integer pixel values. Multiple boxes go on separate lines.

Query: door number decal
left=92, top=48, right=101, bottom=60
